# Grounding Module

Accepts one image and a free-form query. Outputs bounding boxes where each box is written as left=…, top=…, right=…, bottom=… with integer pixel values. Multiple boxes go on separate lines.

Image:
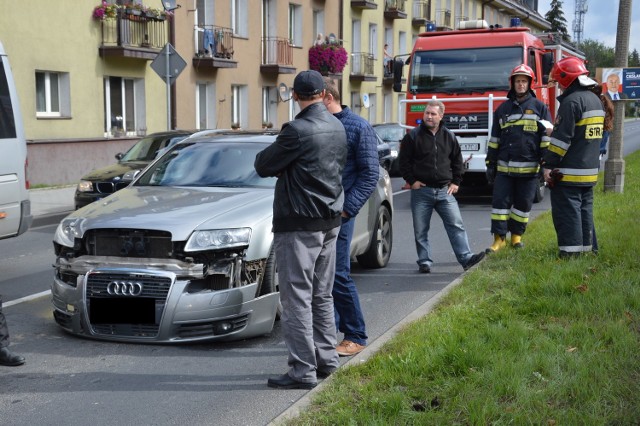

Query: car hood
left=80, top=161, right=150, bottom=181
left=67, top=186, right=275, bottom=241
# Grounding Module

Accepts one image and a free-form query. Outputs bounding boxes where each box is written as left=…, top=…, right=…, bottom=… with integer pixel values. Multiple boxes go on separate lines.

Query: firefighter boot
left=511, top=234, right=524, bottom=249
left=486, top=234, right=506, bottom=254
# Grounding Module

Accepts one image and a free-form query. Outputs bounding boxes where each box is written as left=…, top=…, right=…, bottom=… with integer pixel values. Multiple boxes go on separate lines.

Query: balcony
left=384, top=0, right=407, bottom=19
left=350, top=52, right=376, bottom=82
left=351, top=0, right=378, bottom=10
left=412, top=1, right=431, bottom=26
left=99, top=11, right=169, bottom=60
left=192, top=26, right=237, bottom=70
left=436, top=9, right=452, bottom=31
left=261, top=37, right=296, bottom=74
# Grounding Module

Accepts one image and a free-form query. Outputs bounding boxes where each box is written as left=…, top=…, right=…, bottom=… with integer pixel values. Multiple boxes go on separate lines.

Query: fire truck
left=393, top=19, right=584, bottom=200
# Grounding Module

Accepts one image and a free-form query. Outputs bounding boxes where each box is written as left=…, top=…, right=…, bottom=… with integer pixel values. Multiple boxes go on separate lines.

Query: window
left=383, top=93, right=392, bottom=123
left=351, top=92, right=360, bottom=114
left=262, top=86, right=277, bottom=127
left=0, top=62, right=16, bottom=138
left=35, top=71, right=70, bottom=118
left=369, top=23, right=378, bottom=57
left=196, top=82, right=216, bottom=130
left=231, top=84, right=248, bottom=128
left=312, top=9, right=325, bottom=45
left=232, top=0, right=248, bottom=37
left=367, top=94, right=377, bottom=123
left=104, top=76, right=145, bottom=137
left=288, top=3, right=302, bottom=46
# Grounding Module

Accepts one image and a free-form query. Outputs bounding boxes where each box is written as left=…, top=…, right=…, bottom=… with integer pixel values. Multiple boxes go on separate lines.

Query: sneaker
left=463, top=252, right=485, bottom=271
left=418, top=264, right=431, bottom=273
left=336, top=340, right=366, bottom=357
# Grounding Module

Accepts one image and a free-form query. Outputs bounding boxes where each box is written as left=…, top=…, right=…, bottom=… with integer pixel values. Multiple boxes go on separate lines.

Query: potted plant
left=92, top=1, right=119, bottom=21
left=308, top=42, right=348, bottom=75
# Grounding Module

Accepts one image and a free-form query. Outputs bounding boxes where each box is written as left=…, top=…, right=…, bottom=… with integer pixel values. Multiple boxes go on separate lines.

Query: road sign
left=150, top=43, right=186, bottom=85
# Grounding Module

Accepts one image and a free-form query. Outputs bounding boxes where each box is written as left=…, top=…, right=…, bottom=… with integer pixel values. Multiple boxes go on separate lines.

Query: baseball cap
left=293, top=70, right=325, bottom=96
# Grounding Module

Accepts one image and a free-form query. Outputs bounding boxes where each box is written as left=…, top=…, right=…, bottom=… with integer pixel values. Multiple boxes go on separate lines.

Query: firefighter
left=485, top=64, right=552, bottom=253
left=542, top=57, right=604, bottom=257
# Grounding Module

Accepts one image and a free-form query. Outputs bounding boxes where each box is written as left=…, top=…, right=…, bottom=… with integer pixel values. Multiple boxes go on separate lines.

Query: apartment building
left=0, top=0, right=549, bottom=186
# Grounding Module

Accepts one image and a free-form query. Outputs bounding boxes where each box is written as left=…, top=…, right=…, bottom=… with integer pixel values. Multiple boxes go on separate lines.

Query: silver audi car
left=52, top=130, right=393, bottom=343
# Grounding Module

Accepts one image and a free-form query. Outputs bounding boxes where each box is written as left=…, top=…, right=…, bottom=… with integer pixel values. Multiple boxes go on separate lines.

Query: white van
left=0, top=41, right=31, bottom=239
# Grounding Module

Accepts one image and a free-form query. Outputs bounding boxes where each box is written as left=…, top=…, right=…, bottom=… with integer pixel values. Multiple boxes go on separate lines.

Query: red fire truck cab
left=393, top=20, right=583, bottom=196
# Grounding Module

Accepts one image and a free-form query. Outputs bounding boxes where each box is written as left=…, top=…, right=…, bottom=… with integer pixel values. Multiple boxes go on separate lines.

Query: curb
left=269, top=272, right=470, bottom=425
left=31, top=211, right=73, bottom=228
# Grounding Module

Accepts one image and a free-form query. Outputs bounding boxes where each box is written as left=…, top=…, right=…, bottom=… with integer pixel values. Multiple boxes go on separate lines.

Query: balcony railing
left=436, top=9, right=452, bottom=30
left=260, top=37, right=296, bottom=74
left=412, top=1, right=431, bottom=26
left=192, top=25, right=237, bottom=69
left=385, top=0, right=407, bottom=19
left=350, top=52, right=376, bottom=82
left=99, top=11, right=169, bottom=60
left=351, top=0, right=378, bottom=9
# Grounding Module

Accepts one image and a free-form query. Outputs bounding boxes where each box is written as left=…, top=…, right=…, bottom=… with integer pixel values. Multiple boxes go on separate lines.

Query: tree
left=578, top=39, right=615, bottom=76
left=629, top=49, right=640, bottom=67
left=545, top=0, right=570, bottom=42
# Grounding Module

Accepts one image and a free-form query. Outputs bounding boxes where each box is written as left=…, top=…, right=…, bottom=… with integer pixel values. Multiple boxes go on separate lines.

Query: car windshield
left=374, top=125, right=405, bottom=142
left=409, top=47, right=522, bottom=94
left=120, top=135, right=189, bottom=162
left=134, top=142, right=277, bottom=188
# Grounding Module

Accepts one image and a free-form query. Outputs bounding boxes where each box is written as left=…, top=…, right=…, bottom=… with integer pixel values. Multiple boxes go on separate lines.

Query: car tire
left=258, top=246, right=282, bottom=319
left=356, top=205, right=393, bottom=269
left=533, top=177, right=546, bottom=203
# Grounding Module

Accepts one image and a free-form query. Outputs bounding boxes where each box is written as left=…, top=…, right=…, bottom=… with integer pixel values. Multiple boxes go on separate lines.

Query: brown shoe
left=336, top=340, right=366, bottom=357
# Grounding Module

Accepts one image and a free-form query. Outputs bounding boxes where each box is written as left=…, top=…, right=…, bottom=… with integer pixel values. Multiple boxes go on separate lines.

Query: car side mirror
left=392, top=59, right=404, bottom=93
left=115, top=153, right=124, bottom=160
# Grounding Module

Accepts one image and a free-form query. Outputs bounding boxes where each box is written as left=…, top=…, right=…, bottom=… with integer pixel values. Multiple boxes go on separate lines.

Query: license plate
left=460, top=143, right=480, bottom=151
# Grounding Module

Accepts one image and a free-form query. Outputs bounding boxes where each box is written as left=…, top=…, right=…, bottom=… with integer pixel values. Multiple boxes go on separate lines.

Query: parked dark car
left=373, top=123, right=405, bottom=176
left=375, top=133, right=394, bottom=173
left=74, top=130, right=193, bottom=209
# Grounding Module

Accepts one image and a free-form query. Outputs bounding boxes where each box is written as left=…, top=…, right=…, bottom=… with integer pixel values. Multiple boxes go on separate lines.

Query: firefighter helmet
left=550, top=57, right=589, bottom=89
left=510, top=64, right=535, bottom=84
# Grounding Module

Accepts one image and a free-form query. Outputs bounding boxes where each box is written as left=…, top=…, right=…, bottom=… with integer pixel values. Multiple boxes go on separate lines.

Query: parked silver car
left=52, top=131, right=393, bottom=343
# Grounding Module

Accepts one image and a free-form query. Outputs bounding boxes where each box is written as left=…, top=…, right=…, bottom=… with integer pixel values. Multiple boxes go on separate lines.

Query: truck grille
left=96, top=181, right=130, bottom=194
left=444, top=113, right=489, bottom=130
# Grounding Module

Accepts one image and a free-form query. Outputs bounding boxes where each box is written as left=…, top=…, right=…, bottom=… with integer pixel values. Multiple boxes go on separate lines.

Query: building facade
left=0, top=0, right=549, bottom=186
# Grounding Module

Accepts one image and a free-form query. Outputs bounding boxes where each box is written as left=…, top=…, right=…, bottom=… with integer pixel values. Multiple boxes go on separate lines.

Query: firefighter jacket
left=542, top=83, right=604, bottom=187
left=487, top=91, right=551, bottom=178
left=399, top=122, right=464, bottom=187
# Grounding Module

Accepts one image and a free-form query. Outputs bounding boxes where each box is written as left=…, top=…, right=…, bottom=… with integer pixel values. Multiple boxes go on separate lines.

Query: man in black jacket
left=255, top=70, right=347, bottom=389
left=399, top=100, right=485, bottom=273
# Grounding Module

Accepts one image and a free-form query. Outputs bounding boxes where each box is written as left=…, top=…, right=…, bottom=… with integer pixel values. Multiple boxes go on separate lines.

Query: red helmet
left=510, top=64, right=535, bottom=84
left=551, top=57, right=589, bottom=88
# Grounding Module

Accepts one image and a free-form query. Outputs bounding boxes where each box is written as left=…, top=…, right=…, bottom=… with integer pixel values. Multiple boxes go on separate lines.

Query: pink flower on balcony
left=308, top=43, right=348, bottom=75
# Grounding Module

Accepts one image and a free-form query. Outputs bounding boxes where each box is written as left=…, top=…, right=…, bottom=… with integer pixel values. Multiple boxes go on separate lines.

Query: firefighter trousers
left=490, top=174, right=538, bottom=236
left=550, top=185, right=594, bottom=254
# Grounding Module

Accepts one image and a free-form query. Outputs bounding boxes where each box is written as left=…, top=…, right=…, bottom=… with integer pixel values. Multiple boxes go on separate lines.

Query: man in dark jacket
left=543, top=57, right=604, bottom=257
left=1, top=296, right=26, bottom=367
left=323, top=78, right=379, bottom=357
left=399, top=100, right=485, bottom=273
left=255, top=70, right=347, bottom=389
left=485, top=64, right=552, bottom=253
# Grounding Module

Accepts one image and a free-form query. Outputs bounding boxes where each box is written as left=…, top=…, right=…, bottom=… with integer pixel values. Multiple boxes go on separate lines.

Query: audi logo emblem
left=107, top=281, right=144, bottom=296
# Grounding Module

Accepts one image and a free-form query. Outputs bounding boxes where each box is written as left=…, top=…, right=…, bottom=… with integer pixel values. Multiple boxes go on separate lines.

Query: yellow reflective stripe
left=509, top=212, right=529, bottom=223
left=548, top=145, right=567, bottom=156
left=576, top=116, right=604, bottom=126
left=491, top=213, right=509, bottom=221
left=560, top=174, right=598, bottom=183
left=496, top=165, right=540, bottom=174
left=501, top=119, right=538, bottom=129
left=488, top=141, right=499, bottom=149
left=540, top=141, right=550, bottom=148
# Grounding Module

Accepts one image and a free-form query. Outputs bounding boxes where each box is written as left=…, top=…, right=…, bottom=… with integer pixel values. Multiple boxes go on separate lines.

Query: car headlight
left=54, top=218, right=85, bottom=248
left=77, top=180, right=93, bottom=192
left=185, top=228, right=252, bottom=252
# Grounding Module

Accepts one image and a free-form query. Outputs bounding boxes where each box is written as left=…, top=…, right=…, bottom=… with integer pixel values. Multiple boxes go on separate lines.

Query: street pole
left=604, top=0, right=633, bottom=193
left=165, top=45, right=171, bottom=131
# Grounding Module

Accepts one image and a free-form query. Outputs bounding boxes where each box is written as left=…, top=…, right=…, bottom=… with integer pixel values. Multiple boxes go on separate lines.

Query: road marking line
left=5, top=290, right=51, bottom=308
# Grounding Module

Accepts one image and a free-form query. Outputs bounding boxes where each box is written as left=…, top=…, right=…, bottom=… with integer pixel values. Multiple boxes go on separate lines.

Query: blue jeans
left=410, top=186, right=473, bottom=268
left=332, top=217, right=367, bottom=346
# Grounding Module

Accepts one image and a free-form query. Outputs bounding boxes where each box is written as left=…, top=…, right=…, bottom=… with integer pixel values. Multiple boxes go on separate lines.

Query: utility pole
left=604, top=0, right=632, bottom=193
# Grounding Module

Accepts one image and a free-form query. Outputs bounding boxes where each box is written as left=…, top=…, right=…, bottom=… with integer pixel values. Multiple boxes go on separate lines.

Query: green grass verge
left=286, top=152, right=640, bottom=425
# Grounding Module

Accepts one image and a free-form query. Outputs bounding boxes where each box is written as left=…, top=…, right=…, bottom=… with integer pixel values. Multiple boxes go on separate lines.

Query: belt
left=423, top=183, right=449, bottom=189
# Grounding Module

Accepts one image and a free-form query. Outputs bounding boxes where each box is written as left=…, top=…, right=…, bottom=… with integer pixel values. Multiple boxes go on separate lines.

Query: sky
left=537, top=0, right=639, bottom=54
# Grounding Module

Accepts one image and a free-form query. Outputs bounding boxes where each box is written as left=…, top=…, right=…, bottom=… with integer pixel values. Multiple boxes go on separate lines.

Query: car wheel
left=257, top=246, right=282, bottom=319
left=356, top=205, right=393, bottom=269
left=533, top=176, right=546, bottom=203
